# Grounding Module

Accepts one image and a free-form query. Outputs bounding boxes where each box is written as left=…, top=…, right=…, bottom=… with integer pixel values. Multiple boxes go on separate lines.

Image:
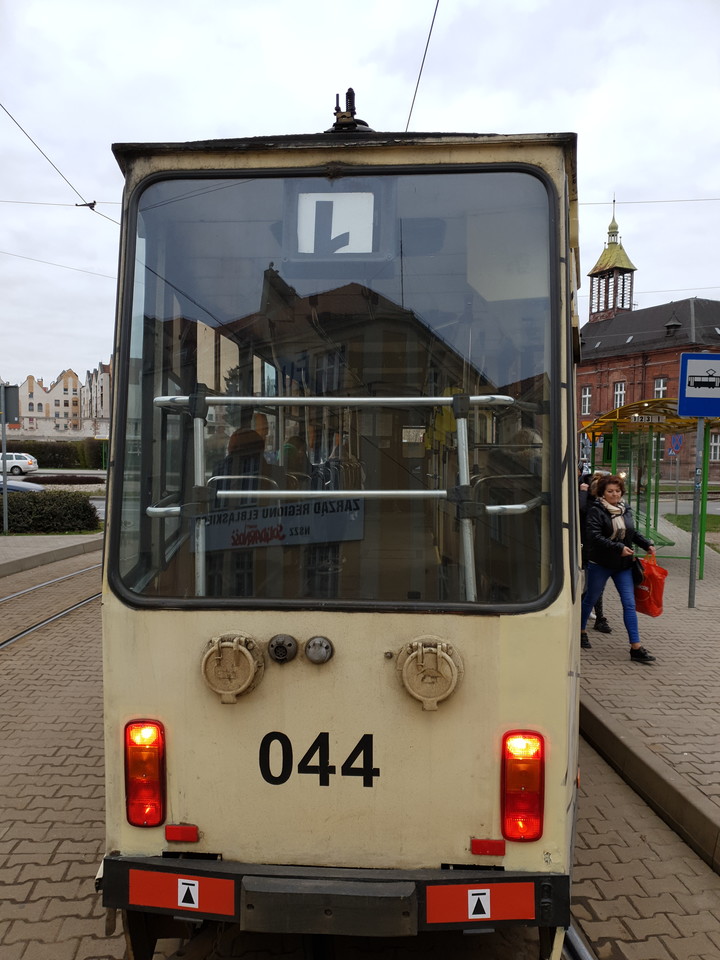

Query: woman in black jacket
left=579, top=469, right=612, bottom=644
left=580, top=474, right=657, bottom=664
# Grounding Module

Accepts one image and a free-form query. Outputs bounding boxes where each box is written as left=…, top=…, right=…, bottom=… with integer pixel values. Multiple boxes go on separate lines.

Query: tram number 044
left=259, top=732, right=380, bottom=787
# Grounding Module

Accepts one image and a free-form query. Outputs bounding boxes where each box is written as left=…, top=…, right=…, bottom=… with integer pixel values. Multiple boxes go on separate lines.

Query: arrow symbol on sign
left=468, top=888, right=491, bottom=919
left=313, top=201, right=350, bottom=255
left=179, top=879, right=199, bottom=907
left=471, top=896, right=487, bottom=916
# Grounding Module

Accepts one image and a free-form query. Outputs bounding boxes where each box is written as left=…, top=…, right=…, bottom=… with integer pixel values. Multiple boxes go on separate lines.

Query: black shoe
left=630, top=646, right=656, bottom=664
left=594, top=618, right=612, bottom=634
left=581, top=632, right=592, bottom=649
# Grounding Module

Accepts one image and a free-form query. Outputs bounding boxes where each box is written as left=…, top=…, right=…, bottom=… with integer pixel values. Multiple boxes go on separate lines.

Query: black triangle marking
left=472, top=895, right=487, bottom=916
left=181, top=885, right=196, bottom=905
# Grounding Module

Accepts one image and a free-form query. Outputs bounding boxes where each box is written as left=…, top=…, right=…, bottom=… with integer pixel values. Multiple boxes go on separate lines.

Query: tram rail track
left=0, top=560, right=102, bottom=650
left=563, top=922, right=598, bottom=960
left=0, top=592, right=101, bottom=650
left=0, top=561, right=101, bottom=604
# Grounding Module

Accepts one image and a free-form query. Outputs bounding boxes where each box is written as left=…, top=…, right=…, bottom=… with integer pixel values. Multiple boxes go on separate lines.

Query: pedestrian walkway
left=580, top=511, right=720, bottom=875
left=0, top=532, right=103, bottom=578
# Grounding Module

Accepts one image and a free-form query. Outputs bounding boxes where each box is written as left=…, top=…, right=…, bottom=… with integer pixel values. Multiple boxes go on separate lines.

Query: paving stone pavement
left=1, top=524, right=720, bottom=959
left=0, top=533, right=103, bottom=579
left=0, top=603, right=125, bottom=960
left=579, top=514, right=720, bottom=873
left=574, top=738, right=720, bottom=960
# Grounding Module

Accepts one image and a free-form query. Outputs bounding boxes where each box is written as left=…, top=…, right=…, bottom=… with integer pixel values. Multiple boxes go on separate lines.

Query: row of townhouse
left=7, top=361, right=112, bottom=439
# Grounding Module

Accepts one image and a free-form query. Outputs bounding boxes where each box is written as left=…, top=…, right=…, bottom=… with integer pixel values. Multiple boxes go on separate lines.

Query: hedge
left=5, top=438, right=108, bottom=470
left=0, top=490, right=101, bottom=533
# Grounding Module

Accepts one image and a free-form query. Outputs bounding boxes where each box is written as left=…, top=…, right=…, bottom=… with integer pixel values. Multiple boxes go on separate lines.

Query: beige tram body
left=100, top=116, right=581, bottom=960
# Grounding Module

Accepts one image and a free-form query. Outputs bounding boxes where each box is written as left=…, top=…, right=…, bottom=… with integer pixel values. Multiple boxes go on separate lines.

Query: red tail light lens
left=501, top=731, right=544, bottom=842
left=125, top=721, right=166, bottom=827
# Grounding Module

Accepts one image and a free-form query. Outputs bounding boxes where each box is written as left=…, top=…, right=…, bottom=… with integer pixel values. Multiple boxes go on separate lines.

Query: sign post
left=678, top=353, right=720, bottom=606
left=1, top=383, right=20, bottom=535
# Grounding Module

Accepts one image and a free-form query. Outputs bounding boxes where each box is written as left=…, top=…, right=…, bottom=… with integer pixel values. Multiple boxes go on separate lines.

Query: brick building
left=577, top=214, right=720, bottom=480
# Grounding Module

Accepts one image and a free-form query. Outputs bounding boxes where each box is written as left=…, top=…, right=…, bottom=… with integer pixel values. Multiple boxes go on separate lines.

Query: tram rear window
left=112, top=169, right=559, bottom=608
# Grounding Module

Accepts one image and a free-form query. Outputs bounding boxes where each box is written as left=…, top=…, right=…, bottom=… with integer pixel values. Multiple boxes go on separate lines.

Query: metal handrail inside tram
left=144, top=393, right=545, bottom=601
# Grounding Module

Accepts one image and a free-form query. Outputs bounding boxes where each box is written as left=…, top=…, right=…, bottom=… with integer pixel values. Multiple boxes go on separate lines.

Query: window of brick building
left=581, top=386, right=591, bottom=415
left=654, top=377, right=668, bottom=398
left=613, top=381, right=626, bottom=408
left=652, top=435, right=665, bottom=461
left=711, top=433, right=720, bottom=462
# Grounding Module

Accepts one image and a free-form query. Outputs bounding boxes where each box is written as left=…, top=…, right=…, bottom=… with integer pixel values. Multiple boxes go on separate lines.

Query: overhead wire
left=6, top=236, right=713, bottom=300
left=405, top=0, right=440, bottom=132
left=2, top=195, right=720, bottom=208
left=0, top=199, right=120, bottom=207
left=582, top=197, right=720, bottom=206
left=1, top=81, right=717, bottom=299
left=577, top=285, right=720, bottom=301
left=0, top=100, right=120, bottom=225
left=0, top=249, right=115, bottom=280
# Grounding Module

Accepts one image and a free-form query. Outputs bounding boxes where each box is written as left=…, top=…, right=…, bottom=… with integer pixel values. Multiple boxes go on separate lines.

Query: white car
left=1, top=452, right=38, bottom=475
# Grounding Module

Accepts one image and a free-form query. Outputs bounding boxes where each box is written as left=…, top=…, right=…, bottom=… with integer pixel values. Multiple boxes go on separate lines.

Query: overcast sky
left=1, top=0, right=719, bottom=387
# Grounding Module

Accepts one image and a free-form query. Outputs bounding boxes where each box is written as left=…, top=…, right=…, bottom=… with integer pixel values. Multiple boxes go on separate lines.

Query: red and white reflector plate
left=129, top=869, right=235, bottom=917
left=426, top=881, right=535, bottom=923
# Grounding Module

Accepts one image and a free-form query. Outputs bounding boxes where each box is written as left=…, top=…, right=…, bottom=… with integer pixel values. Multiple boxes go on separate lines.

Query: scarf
left=599, top=497, right=627, bottom=541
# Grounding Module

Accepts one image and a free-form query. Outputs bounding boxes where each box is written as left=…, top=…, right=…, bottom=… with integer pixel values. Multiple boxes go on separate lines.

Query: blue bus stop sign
left=678, top=352, right=720, bottom=417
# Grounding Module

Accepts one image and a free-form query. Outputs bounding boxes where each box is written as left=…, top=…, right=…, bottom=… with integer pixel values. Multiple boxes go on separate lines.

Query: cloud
left=1, top=0, right=719, bottom=384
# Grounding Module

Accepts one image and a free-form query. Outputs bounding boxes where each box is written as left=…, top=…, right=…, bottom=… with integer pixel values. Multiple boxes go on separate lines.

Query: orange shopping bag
left=633, top=554, right=667, bottom=617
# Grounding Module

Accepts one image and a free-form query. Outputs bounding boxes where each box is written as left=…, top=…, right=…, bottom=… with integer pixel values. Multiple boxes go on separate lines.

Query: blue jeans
left=581, top=563, right=640, bottom=646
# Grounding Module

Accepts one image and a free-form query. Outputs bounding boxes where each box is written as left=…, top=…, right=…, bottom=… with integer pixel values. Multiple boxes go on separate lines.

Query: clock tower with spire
left=588, top=205, right=637, bottom=322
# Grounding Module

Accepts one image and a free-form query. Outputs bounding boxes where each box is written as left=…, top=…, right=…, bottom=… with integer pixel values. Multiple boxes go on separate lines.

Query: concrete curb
left=580, top=690, right=720, bottom=873
left=0, top=535, right=104, bottom=579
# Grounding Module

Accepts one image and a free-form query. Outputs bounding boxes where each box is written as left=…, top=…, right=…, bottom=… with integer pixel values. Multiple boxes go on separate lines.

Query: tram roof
left=111, top=130, right=578, bottom=174
left=581, top=397, right=720, bottom=435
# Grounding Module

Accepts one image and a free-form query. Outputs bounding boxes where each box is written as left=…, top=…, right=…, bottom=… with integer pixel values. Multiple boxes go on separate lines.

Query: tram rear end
left=99, top=100, right=581, bottom=960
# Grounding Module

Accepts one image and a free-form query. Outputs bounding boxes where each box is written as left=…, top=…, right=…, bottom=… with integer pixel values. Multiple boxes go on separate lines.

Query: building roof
left=579, top=297, right=720, bottom=360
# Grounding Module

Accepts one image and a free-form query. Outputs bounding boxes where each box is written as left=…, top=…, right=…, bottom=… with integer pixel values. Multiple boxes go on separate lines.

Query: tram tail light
left=501, top=731, right=544, bottom=842
left=125, top=721, right=166, bottom=827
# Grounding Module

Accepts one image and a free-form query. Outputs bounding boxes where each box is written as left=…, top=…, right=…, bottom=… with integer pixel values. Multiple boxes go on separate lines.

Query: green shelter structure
left=581, top=398, right=720, bottom=577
